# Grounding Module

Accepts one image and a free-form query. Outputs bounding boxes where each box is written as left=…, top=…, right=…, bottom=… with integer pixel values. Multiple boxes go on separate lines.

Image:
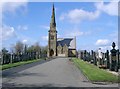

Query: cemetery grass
left=1, top=59, right=43, bottom=70
left=72, top=58, right=119, bottom=83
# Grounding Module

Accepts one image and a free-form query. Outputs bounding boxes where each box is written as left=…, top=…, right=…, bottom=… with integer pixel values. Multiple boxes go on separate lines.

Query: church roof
left=57, top=38, right=76, bottom=49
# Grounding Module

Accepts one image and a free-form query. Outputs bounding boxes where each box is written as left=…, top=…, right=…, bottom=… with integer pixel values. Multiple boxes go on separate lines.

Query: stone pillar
left=102, top=53, right=105, bottom=65
left=84, top=50, right=87, bottom=61
left=110, top=42, right=118, bottom=71
left=78, top=51, right=81, bottom=59
left=93, top=52, right=97, bottom=66
left=106, top=50, right=110, bottom=69
left=10, top=53, right=13, bottom=64
left=91, top=50, right=94, bottom=63
left=82, top=51, right=85, bottom=60
left=12, top=53, right=15, bottom=63
left=87, top=52, right=90, bottom=62
left=81, top=51, right=83, bottom=60
left=1, top=53, right=3, bottom=65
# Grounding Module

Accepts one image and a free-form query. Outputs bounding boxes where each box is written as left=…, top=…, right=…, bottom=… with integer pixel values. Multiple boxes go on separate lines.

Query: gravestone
left=93, top=52, right=97, bottom=66
left=10, top=53, right=13, bottom=63
left=91, top=50, right=94, bottom=63
left=80, top=51, right=84, bottom=60
left=117, top=49, right=120, bottom=69
left=88, top=52, right=90, bottom=62
left=110, top=42, right=118, bottom=72
left=84, top=50, right=87, bottom=61
left=102, top=53, right=106, bottom=65
left=98, top=48, right=102, bottom=66
left=106, top=50, right=110, bottom=69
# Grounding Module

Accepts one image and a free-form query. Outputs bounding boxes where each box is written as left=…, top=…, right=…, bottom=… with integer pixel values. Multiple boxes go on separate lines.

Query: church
left=47, top=4, right=76, bottom=57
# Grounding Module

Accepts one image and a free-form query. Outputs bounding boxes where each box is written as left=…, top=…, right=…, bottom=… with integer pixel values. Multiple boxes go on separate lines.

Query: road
left=2, top=58, right=118, bottom=87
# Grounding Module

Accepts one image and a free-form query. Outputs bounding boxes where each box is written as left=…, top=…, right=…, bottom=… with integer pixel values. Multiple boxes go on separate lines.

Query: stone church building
left=47, top=4, right=76, bottom=57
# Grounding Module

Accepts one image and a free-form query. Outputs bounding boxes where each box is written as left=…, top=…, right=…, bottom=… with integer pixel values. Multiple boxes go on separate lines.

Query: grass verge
left=72, top=58, right=119, bottom=83
left=0, top=59, right=42, bottom=70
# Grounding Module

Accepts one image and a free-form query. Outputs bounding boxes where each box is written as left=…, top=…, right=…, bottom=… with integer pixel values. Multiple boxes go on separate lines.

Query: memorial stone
left=110, top=42, right=118, bottom=71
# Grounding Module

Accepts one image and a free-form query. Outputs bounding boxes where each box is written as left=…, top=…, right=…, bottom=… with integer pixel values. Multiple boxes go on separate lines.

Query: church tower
left=47, top=4, right=57, bottom=57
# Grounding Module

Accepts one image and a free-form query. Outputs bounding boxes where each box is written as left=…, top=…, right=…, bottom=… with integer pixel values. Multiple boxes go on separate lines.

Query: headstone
left=12, top=53, right=15, bottom=63
left=88, top=52, right=90, bottom=62
left=81, top=51, right=84, bottom=60
left=102, top=53, right=105, bottom=65
left=117, top=49, right=120, bottom=69
left=84, top=50, right=87, bottom=61
left=91, top=50, right=94, bottom=64
left=106, top=50, right=110, bottom=69
left=10, top=53, right=13, bottom=63
left=98, top=48, right=102, bottom=66
left=93, top=52, right=97, bottom=66
left=110, top=42, right=118, bottom=72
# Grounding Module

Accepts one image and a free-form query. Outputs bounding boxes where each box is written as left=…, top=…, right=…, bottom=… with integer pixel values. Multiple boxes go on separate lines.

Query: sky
left=1, top=0, right=119, bottom=52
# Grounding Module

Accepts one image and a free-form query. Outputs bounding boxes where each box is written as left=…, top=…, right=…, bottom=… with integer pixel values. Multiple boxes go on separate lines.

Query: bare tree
left=33, top=42, right=41, bottom=59
left=14, top=41, right=24, bottom=61
left=41, top=45, right=47, bottom=58
left=14, top=41, right=24, bottom=54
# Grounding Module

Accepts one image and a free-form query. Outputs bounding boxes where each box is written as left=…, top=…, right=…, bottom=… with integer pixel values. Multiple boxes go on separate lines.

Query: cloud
left=59, top=9, right=100, bottom=23
left=22, top=39, right=28, bottom=44
left=59, top=1, right=118, bottom=23
left=1, top=0, right=28, bottom=14
left=95, top=1, right=118, bottom=16
left=98, top=44, right=118, bottom=52
left=1, top=0, right=28, bottom=22
left=41, top=36, right=48, bottom=41
left=1, top=0, right=28, bottom=41
left=63, top=27, right=91, bottom=38
left=17, top=25, right=28, bottom=30
left=98, top=46, right=112, bottom=52
left=1, top=24, right=16, bottom=41
left=65, top=30, right=84, bottom=37
left=40, top=25, right=50, bottom=30
left=95, top=39, right=110, bottom=46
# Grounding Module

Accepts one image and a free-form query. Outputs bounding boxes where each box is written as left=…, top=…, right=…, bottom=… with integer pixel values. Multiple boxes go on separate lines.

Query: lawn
left=1, top=59, right=43, bottom=70
left=72, top=58, right=119, bottom=83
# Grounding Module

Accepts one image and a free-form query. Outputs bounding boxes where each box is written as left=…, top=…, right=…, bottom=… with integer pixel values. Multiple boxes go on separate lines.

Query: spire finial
left=53, top=3, right=54, bottom=10
left=50, top=3, right=56, bottom=27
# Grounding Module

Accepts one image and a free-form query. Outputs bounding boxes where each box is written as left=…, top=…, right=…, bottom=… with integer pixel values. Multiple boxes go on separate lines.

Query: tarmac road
left=2, top=58, right=118, bottom=87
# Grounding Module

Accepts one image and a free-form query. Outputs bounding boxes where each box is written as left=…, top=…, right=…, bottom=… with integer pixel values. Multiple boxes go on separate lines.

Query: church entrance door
left=50, top=49, right=54, bottom=56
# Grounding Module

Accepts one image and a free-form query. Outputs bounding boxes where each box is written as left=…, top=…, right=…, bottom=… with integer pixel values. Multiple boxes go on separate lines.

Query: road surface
left=2, top=58, right=118, bottom=87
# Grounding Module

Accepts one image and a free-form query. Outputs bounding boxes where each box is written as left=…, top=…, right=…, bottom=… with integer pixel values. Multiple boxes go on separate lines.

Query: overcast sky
left=1, top=0, right=119, bottom=52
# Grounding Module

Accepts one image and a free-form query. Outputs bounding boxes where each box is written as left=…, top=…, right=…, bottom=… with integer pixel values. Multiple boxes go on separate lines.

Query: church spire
left=50, top=3, right=56, bottom=27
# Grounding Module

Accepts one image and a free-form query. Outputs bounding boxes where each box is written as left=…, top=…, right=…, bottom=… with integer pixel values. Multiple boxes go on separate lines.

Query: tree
left=33, top=42, right=41, bottom=59
left=41, top=46, right=47, bottom=58
left=27, top=45, right=36, bottom=60
left=14, top=41, right=24, bottom=54
left=14, top=41, right=24, bottom=62
left=27, top=42, right=41, bottom=59
left=34, top=42, right=41, bottom=53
